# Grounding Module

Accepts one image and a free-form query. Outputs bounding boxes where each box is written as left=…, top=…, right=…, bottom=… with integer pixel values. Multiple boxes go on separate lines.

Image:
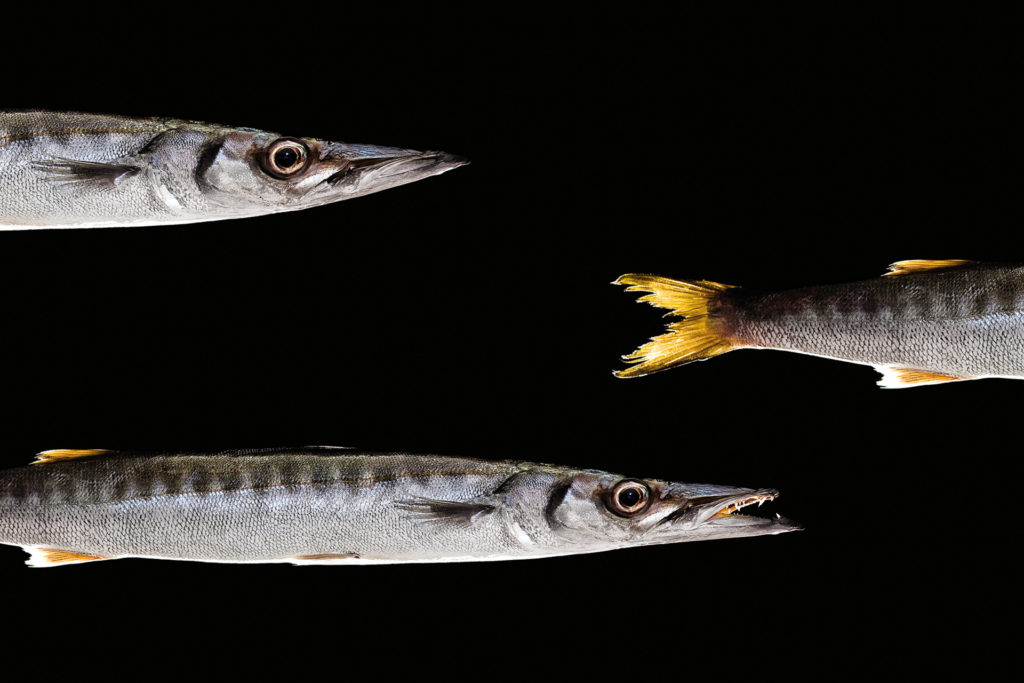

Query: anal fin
left=25, top=547, right=111, bottom=567
left=876, top=367, right=969, bottom=388
left=290, top=553, right=362, bottom=565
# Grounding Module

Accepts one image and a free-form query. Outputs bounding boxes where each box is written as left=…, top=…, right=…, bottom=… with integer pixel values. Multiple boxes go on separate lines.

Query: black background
left=1, top=5, right=1017, bottom=672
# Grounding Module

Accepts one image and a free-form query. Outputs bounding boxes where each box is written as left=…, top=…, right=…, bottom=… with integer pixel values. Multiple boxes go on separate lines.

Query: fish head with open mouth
left=535, top=470, right=800, bottom=552
left=196, top=130, right=468, bottom=215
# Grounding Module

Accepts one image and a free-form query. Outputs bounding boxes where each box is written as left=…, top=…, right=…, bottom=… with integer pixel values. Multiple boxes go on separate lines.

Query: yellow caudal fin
left=614, top=274, right=739, bottom=378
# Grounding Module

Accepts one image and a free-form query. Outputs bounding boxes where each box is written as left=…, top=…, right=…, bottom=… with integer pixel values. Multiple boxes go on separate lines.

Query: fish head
left=542, top=470, right=799, bottom=550
left=196, top=130, right=467, bottom=214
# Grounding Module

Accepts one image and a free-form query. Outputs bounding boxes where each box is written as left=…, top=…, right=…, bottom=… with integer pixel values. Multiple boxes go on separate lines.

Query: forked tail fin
left=614, top=274, right=740, bottom=378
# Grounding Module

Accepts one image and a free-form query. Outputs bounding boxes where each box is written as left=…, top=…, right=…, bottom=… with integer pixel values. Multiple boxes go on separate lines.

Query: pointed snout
left=369, top=150, right=469, bottom=178
left=320, top=142, right=468, bottom=196
left=656, top=484, right=801, bottom=537
left=329, top=142, right=468, bottom=168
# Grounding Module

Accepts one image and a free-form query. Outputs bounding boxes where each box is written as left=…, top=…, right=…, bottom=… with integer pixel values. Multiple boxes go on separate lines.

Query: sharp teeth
left=721, top=495, right=775, bottom=516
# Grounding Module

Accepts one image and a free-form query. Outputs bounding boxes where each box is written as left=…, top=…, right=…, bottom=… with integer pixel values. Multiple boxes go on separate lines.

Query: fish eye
left=262, top=138, right=310, bottom=179
left=607, top=480, right=651, bottom=516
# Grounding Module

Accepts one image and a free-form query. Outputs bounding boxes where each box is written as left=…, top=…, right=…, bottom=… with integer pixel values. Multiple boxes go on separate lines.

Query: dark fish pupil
left=619, top=488, right=641, bottom=508
left=275, top=147, right=299, bottom=168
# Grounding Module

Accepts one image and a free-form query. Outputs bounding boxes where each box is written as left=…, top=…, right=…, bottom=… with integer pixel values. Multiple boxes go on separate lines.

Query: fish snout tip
left=429, top=151, right=470, bottom=168
left=771, top=515, right=803, bottom=533
left=398, top=150, right=469, bottom=176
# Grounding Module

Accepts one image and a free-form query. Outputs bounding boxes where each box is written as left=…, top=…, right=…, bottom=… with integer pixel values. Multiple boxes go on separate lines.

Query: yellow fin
left=883, top=259, right=975, bottom=277
left=32, top=449, right=114, bottom=465
left=614, top=273, right=739, bottom=378
left=876, top=367, right=968, bottom=389
left=24, top=547, right=111, bottom=567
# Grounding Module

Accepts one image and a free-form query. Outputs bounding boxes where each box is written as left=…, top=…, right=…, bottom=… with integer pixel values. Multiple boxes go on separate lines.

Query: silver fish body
left=0, top=448, right=796, bottom=566
left=0, top=111, right=466, bottom=229
left=616, top=260, right=1024, bottom=388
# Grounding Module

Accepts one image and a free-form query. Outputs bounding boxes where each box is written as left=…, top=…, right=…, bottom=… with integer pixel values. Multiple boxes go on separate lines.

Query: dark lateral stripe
left=0, top=475, right=26, bottom=500
left=111, top=472, right=130, bottom=502
left=217, top=467, right=242, bottom=491
left=0, top=127, right=157, bottom=144
left=48, top=128, right=72, bottom=147
left=159, top=467, right=186, bottom=496
left=188, top=468, right=210, bottom=494
left=970, top=291, right=991, bottom=317
left=996, top=283, right=1020, bottom=312
left=2, top=453, right=522, bottom=504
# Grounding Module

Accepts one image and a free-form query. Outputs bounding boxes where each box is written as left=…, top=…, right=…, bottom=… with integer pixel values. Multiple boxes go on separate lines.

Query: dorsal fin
left=883, top=259, right=975, bottom=277
left=32, top=449, right=114, bottom=465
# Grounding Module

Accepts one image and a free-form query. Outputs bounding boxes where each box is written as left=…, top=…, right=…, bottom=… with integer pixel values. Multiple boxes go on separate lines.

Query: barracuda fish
left=0, top=447, right=796, bottom=566
left=615, top=259, right=1024, bottom=388
left=0, top=111, right=466, bottom=229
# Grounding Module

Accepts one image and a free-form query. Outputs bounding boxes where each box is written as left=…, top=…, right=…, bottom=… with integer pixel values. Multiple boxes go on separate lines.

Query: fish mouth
left=319, top=145, right=468, bottom=196
left=657, top=488, right=800, bottom=537
left=702, top=490, right=779, bottom=522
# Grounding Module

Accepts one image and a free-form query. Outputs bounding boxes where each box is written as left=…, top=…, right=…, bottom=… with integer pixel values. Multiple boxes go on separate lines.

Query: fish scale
left=0, top=448, right=797, bottom=566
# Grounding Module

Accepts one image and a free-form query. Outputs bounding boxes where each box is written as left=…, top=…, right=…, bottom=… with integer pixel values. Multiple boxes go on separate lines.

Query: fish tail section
left=614, top=274, right=740, bottom=378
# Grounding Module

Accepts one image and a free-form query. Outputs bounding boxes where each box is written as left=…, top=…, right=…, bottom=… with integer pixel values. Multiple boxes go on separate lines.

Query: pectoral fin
left=876, top=367, right=968, bottom=388
left=25, top=547, right=111, bottom=567
left=33, top=158, right=141, bottom=186
left=396, top=497, right=496, bottom=526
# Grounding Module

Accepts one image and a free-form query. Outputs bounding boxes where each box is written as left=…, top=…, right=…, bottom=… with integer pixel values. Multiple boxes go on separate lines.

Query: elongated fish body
left=0, top=448, right=796, bottom=566
left=616, top=260, right=1024, bottom=388
left=0, top=111, right=466, bottom=229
